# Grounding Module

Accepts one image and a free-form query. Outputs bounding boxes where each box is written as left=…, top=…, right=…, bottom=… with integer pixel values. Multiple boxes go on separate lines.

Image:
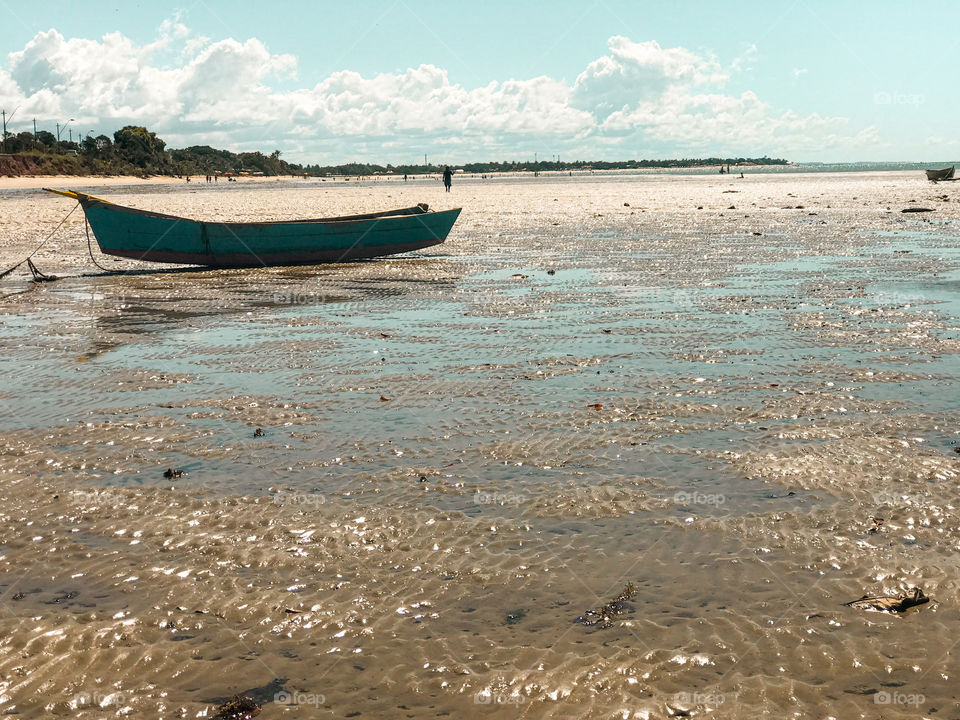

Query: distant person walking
left=443, top=166, right=452, bottom=192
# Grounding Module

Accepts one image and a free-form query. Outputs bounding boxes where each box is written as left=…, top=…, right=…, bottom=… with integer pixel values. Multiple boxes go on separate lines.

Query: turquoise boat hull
left=49, top=190, right=460, bottom=267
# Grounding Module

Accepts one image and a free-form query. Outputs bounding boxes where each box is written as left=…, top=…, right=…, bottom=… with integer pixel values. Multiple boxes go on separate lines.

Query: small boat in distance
left=925, top=166, right=955, bottom=181
left=45, top=189, right=461, bottom=267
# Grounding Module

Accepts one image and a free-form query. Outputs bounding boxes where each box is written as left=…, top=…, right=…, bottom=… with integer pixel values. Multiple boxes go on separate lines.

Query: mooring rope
left=0, top=201, right=80, bottom=280
left=84, top=214, right=113, bottom=272
left=26, top=258, right=57, bottom=282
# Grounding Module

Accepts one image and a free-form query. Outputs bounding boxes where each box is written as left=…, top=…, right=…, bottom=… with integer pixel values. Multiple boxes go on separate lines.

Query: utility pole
left=1, top=110, right=6, bottom=154
left=424, top=153, right=427, bottom=166
left=33, top=118, right=37, bottom=148
left=55, top=119, right=73, bottom=151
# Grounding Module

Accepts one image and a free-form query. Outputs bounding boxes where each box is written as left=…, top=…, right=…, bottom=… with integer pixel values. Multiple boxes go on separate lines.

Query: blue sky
left=0, top=1, right=957, bottom=163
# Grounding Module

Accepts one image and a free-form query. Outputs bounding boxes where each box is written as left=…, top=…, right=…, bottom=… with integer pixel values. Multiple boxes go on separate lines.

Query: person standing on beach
left=443, top=166, right=452, bottom=192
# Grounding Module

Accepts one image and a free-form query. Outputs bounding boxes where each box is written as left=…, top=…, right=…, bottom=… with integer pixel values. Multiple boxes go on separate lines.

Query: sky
left=0, top=0, right=957, bottom=165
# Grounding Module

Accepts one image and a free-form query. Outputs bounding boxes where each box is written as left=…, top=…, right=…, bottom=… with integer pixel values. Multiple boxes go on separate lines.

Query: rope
left=84, top=214, right=112, bottom=272
left=27, top=258, right=57, bottom=282
left=0, top=201, right=80, bottom=280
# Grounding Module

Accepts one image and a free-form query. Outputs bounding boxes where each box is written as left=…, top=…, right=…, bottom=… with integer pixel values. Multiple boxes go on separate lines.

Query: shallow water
left=0, top=172, right=958, bottom=718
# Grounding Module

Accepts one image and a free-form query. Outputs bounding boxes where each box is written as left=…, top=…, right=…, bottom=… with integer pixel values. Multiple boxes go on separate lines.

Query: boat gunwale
left=69, top=191, right=457, bottom=227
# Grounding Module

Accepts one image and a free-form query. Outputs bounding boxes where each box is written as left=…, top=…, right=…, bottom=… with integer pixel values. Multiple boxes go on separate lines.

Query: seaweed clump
left=576, top=582, right=637, bottom=628
left=212, top=695, right=261, bottom=719
left=844, top=587, right=930, bottom=614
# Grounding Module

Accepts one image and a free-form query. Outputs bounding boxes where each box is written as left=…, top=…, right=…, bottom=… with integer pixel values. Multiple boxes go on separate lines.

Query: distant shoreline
left=0, top=165, right=944, bottom=191
left=0, top=174, right=291, bottom=190
left=0, top=161, right=774, bottom=184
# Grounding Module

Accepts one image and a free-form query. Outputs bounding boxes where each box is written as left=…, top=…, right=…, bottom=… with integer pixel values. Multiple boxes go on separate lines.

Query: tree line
left=0, top=125, right=300, bottom=177
left=0, top=123, right=789, bottom=177
left=303, top=156, right=790, bottom=176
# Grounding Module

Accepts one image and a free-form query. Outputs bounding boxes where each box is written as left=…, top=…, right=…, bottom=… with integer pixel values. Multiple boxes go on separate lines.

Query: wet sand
left=0, top=171, right=958, bottom=718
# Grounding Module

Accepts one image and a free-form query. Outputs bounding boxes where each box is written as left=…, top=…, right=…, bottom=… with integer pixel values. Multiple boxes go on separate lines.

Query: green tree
left=4, top=131, right=35, bottom=153
left=113, top=126, right=171, bottom=172
left=80, top=136, right=100, bottom=155
left=35, top=130, right=56, bottom=147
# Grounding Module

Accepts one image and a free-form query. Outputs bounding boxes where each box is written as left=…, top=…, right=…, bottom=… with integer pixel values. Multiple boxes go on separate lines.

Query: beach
left=0, top=170, right=958, bottom=718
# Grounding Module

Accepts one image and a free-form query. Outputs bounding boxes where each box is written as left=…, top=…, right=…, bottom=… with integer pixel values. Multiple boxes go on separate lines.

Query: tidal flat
left=0, top=171, right=958, bottom=718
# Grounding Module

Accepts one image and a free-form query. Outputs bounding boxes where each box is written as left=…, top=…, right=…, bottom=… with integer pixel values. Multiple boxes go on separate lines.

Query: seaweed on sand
left=844, top=587, right=930, bottom=614
left=576, top=582, right=637, bottom=628
left=212, top=695, right=261, bottom=719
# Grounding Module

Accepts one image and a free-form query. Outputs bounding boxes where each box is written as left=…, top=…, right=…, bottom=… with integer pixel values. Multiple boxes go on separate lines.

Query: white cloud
left=0, top=68, right=22, bottom=106
left=730, top=44, right=758, bottom=74
left=178, top=39, right=296, bottom=125
left=572, top=36, right=727, bottom=117
left=571, top=38, right=860, bottom=156
left=600, top=87, right=853, bottom=152
left=0, top=22, right=876, bottom=162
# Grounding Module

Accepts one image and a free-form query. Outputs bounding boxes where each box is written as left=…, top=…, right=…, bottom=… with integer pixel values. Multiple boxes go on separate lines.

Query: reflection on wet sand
left=42, top=260, right=457, bottom=358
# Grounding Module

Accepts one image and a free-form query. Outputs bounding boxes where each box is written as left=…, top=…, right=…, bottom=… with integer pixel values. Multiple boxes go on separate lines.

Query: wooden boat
left=45, top=189, right=460, bottom=267
left=925, top=166, right=954, bottom=181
